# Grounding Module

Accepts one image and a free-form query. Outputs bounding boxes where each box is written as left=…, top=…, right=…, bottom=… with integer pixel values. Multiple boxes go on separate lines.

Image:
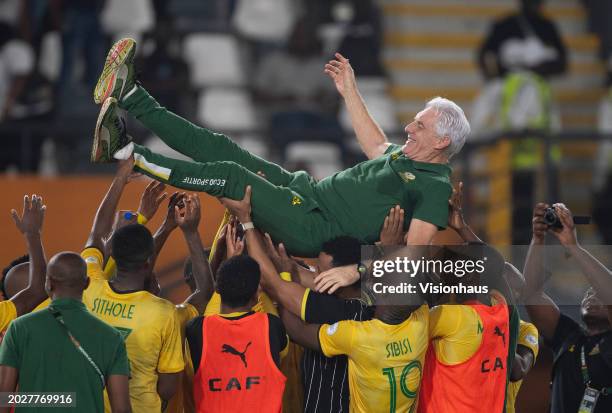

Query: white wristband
left=241, top=222, right=255, bottom=231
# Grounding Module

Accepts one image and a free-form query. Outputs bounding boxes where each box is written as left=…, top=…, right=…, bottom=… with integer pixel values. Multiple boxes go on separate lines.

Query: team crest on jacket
left=292, top=196, right=302, bottom=206
left=399, top=172, right=416, bottom=182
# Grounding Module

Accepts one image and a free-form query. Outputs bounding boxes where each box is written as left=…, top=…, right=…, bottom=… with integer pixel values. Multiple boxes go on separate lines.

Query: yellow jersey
left=506, top=321, right=539, bottom=413
left=0, top=300, right=17, bottom=332
left=319, top=305, right=429, bottom=413
left=166, top=303, right=200, bottom=413
left=81, top=248, right=184, bottom=413
left=429, top=304, right=483, bottom=364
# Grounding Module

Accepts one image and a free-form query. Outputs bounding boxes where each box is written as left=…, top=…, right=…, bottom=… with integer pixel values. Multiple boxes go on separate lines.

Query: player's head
left=581, top=287, right=610, bottom=330
left=1, top=254, right=29, bottom=300
left=318, top=236, right=362, bottom=273
left=520, top=0, right=544, bottom=14
left=111, top=224, right=155, bottom=274
left=433, top=244, right=504, bottom=304
left=45, top=252, right=89, bottom=299
left=216, top=255, right=261, bottom=309
left=403, top=97, right=470, bottom=162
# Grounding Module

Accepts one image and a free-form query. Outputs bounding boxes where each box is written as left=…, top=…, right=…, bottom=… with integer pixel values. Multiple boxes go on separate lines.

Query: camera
left=543, top=207, right=591, bottom=229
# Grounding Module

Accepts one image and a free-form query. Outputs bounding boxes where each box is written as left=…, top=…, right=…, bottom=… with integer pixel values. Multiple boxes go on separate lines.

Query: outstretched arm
left=325, top=53, right=390, bottom=159
left=9, top=195, right=47, bottom=316
left=220, top=187, right=306, bottom=317
left=177, top=194, right=214, bottom=313
left=278, top=306, right=322, bottom=352
left=524, top=203, right=560, bottom=342
left=550, top=203, right=612, bottom=323
left=86, top=159, right=134, bottom=252
left=447, top=182, right=484, bottom=244
left=152, top=192, right=184, bottom=265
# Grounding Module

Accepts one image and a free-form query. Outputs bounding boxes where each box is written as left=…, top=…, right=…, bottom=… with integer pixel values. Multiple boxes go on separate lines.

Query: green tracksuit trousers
left=122, top=87, right=338, bottom=257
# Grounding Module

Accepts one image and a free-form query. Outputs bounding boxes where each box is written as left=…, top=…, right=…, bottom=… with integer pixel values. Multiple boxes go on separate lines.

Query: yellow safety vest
left=501, top=72, right=560, bottom=169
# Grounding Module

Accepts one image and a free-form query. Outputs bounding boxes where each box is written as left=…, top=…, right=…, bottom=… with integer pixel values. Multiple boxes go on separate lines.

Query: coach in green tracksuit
left=92, top=40, right=471, bottom=257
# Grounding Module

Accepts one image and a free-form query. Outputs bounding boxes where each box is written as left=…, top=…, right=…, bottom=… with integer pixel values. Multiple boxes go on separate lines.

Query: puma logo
left=222, top=342, right=252, bottom=367
left=494, top=326, right=505, bottom=345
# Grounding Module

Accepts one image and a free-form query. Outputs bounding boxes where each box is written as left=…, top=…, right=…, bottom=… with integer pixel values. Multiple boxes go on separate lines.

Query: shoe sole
left=92, top=97, right=117, bottom=162
left=93, top=38, right=136, bottom=104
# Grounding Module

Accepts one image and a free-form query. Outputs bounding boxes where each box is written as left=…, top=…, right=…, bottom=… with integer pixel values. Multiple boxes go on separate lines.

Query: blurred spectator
left=474, top=0, right=567, bottom=132
left=475, top=0, right=567, bottom=245
left=337, top=0, right=384, bottom=77
left=56, top=0, right=105, bottom=99
left=478, top=0, right=566, bottom=80
left=0, top=21, right=33, bottom=121
left=253, top=17, right=345, bottom=162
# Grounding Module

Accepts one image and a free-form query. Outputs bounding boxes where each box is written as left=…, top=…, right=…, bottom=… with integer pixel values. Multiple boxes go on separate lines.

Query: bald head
left=45, top=252, right=89, bottom=298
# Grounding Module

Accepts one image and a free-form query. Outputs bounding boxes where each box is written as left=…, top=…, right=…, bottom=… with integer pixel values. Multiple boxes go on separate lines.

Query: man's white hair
left=426, top=97, right=471, bottom=159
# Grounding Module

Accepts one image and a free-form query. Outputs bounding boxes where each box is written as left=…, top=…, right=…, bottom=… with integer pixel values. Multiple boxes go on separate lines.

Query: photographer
left=524, top=203, right=612, bottom=413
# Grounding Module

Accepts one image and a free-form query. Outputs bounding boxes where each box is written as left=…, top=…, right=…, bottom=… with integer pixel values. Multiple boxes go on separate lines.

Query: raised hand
left=11, top=194, right=46, bottom=235
left=116, top=157, right=138, bottom=183
left=161, top=192, right=186, bottom=231
left=448, top=181, right=467, bottom=231
left=138, top=180, right=168, bottom=221
left=379, top=205, right=405, bottom=246
left=532, top=203, right=550, bottom=242
left=550, top=203, right=578, bottom=247
left=314, top=264, right=360, bottom=294
left=176, top=194, right=201, bottom=233
left=219, top=186, right=252, bottom=223
left=225, top=217, right=245, bottom=258
left=324, top=53, right=357, bottom=98
left=264, top=233, right=295, bottom=273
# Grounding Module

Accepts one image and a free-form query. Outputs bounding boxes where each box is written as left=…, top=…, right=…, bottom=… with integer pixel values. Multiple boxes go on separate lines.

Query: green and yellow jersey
left=318, top=305, right=429, bottom=413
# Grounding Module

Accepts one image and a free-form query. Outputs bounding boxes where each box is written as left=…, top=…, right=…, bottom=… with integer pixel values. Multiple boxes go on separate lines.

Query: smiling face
left=402, top=107, right=450, bottom=162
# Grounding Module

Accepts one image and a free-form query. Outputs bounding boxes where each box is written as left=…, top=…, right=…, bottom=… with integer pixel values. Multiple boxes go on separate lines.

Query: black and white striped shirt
left=301, top=290, right=374, bottom=413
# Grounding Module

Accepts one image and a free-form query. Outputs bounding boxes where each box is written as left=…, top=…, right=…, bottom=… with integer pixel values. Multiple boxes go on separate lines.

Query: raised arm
left=219, top=186, right=307, bottom=317
left=447, top=182, right=484, bottom=244
left=86, top=159, right=134, bottom=251
left=550, top=203, right=612, bottom=322
left=152, top=192, right=184, bottom=265
left=9, top=195, right=47, bottom=316
left=176, top=194, right=214, bottom=314
left=278, top=306, right=322, bottom=352
left=325, top=53, right=390, bottom=159
left=524, top=203, right=560, bottom=342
